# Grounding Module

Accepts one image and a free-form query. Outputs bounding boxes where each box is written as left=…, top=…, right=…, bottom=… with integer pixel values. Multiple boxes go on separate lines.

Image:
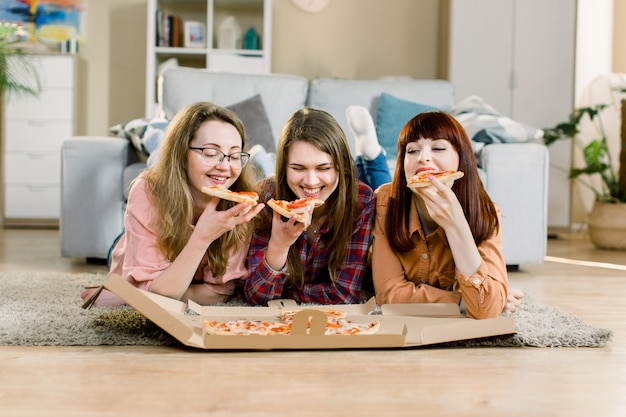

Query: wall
left=272, top=0, right=440, bottom=80
left=569, top=0, right=624, bottom=227
left=614, top=0, right=626, bottom=73
left=79, top=0, right=147, bottom=136
left=78, top=0, right=440, bottom=136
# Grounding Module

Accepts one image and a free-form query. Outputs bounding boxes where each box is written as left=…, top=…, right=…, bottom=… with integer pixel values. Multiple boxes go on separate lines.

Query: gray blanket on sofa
left=450, top=95, right=543, bottom=155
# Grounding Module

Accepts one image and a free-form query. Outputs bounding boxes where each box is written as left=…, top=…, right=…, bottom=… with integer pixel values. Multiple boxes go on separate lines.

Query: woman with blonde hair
left=82, top=102, right=263, bottom=306
left=245, top=108, right=375, bottom=305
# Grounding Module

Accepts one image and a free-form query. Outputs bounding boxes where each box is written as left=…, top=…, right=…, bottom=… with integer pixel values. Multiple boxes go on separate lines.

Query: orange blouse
left=371, top=184, right=508, bottom=319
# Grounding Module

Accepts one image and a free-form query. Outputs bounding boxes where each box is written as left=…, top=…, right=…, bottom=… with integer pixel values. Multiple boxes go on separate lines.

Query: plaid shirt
left=245, top=180, right=375, bottom=305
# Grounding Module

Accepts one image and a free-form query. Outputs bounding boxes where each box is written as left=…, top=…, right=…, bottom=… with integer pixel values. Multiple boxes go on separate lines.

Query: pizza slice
left=324, top=319, right=381, bottom=335
left=203, top=319, right=291, bottom=336
left=407, top=170, right=464, bottom=190
left=201, top=185, right=259, bottom=205
left=266, top=197, right=324, bottom=227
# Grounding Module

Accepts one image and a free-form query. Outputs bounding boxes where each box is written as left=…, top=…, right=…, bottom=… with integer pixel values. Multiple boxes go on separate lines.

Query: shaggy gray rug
left=0, top=271, right=613, bottom=348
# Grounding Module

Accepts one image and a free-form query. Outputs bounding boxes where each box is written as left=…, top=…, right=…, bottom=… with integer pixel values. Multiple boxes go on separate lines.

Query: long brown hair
left=385, top=111, right=499, bottom=252
left=274, top=108, right=359, bottom=288
left=143, top=102, right=258, bottom=277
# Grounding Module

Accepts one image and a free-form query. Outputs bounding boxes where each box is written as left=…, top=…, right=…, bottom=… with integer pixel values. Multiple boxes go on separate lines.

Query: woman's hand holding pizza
left=263, top=210, right=307, bottom=271
left=194, top=198, right=264, bottom=244
left=414, top=175, right=482, bottom=276
left=412, top=175, right=466, bottom=231
left=269, top=210, right=307, bottom=247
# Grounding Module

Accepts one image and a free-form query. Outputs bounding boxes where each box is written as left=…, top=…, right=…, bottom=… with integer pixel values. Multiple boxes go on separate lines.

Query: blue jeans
left=356, top=151, right=392, bottom=190
left=107, top=229, right=125, bottom=269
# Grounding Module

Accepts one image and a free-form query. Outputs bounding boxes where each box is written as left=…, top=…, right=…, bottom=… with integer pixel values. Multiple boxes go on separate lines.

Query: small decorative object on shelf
left=244, top=26, right=260, bottom=50
left=218, top=16, right=241, bottom=49
left=183, top=21, right=206, bottom=48
left=59, top=38, right=78, bottom=54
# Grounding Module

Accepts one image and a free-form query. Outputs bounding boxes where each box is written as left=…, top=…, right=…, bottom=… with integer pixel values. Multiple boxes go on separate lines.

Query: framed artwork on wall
left=0, top=0, right=85, bottom=42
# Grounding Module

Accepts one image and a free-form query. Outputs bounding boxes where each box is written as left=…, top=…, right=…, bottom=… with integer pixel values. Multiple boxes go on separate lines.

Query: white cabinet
left=2, top=54, right=75, bottom=225
left=145, top=0, right=272, bottom=117
left=447, top=0, right=577, bottom=228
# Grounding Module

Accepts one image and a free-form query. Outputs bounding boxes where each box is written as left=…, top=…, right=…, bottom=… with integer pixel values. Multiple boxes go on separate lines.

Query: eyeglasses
left=189, top=147, right=250, bottom=167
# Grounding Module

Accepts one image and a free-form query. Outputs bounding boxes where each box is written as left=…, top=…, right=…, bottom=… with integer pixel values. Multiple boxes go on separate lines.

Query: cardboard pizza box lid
left=103, top=274, right=515, bottom=350
left=380, top=303, right=515, bottom=346
left=381, top=302, right=462, bottom=317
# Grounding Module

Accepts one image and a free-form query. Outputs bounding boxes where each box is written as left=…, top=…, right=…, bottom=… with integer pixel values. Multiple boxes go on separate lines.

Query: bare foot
left=503, top=287, right=525, bottom=314
left=81, top=286, right=126, bottom=307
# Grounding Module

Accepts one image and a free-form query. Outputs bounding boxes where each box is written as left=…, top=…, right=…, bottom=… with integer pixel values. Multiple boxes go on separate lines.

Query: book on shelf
left=155, top=9, right=182, bottom=47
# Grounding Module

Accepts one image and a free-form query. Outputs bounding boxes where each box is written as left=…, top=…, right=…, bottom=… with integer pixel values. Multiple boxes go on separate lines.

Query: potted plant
left=543, top=101, right=626, bottom=249
left=0, top=22, right=41, bottom=100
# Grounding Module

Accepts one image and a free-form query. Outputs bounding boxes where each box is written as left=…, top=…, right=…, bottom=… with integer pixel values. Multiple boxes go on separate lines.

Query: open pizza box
left=103, top=274, right=515, bottom=350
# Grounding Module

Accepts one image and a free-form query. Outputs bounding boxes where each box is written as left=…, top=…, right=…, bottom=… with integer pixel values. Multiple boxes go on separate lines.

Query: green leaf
left=0, top=23, right=41, bottom=99
left=581, top=139, right=609, bottom=168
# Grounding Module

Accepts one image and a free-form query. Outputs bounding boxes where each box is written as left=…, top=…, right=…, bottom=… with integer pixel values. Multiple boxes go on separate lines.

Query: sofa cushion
left=227, top=94, right=275, bottom=152
left=375, top=92, right=439, bottom=159
left=160, top=68, right=309, bottom=146
left=307, top=78, right=455, bottom=156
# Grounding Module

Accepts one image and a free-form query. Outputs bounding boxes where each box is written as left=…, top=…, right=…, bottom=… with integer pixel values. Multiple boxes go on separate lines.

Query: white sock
left=346, top=105, right=382, bottom=160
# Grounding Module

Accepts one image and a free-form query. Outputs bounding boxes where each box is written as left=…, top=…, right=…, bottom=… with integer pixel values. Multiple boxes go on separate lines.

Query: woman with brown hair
left=371, top=111, right=523, bottom=319
left=245, top=108, right=375, bottom=305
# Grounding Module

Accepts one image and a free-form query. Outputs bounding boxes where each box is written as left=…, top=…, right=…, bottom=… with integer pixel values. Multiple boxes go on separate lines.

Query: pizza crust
left=407, top=170, right=464, bottom=190
left=201, top=186, right=259, bottom=205
left=266, top=198, right=324, bottom=227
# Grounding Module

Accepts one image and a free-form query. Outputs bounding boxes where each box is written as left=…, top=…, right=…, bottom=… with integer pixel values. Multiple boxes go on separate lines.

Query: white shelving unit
left=2, top=54, right=76, bottom=226
left=145, top=0, right=272, bottom=117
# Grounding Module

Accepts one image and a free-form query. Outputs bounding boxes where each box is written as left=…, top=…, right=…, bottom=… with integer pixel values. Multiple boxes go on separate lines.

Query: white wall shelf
left=145, top=0, right=272, bottom=117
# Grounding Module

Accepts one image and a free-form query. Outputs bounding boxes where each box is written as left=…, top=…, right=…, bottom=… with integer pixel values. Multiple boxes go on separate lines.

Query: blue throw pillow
left=375, top=92, right=438, bottom=159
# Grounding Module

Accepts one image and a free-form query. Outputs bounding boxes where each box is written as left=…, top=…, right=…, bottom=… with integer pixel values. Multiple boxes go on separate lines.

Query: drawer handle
left=26, top=152, right=49, bottom=159
left=27, top=120, right=47, bottom=126
left=27, top=185, right=51, bottom=192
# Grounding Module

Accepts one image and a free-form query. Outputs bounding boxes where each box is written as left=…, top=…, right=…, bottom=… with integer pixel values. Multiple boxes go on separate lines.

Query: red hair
left=385, top=111, right=499, bottom=252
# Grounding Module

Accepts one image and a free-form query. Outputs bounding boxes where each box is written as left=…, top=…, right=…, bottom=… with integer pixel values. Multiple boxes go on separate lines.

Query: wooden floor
left=1, top=228, right=625, bottom=417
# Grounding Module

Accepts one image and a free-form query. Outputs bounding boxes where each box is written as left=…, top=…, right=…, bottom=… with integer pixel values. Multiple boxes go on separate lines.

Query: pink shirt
left=109, top=177, right=248, bottom=296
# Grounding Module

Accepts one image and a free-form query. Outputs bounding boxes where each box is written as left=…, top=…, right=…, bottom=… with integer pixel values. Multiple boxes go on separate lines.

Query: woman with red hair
left=371, top=111, right=523, bottom=319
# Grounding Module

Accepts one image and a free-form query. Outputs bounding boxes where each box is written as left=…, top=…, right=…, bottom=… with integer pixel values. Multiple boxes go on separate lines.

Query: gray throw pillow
left=227, top=94, right=276, bottom=153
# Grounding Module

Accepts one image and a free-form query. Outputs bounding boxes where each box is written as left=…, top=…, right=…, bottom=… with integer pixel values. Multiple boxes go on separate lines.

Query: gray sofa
left=61, top=68, right=549, bottom=267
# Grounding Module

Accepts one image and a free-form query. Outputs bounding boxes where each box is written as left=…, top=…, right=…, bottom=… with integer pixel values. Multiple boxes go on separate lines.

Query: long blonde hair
left=274, top=108, right=359, bottom=288
left=143, top=102, right=258, bottom=277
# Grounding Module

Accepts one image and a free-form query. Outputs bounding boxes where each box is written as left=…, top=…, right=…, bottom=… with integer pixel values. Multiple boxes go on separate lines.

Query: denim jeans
left=356, top=151, right=392, bottom=190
